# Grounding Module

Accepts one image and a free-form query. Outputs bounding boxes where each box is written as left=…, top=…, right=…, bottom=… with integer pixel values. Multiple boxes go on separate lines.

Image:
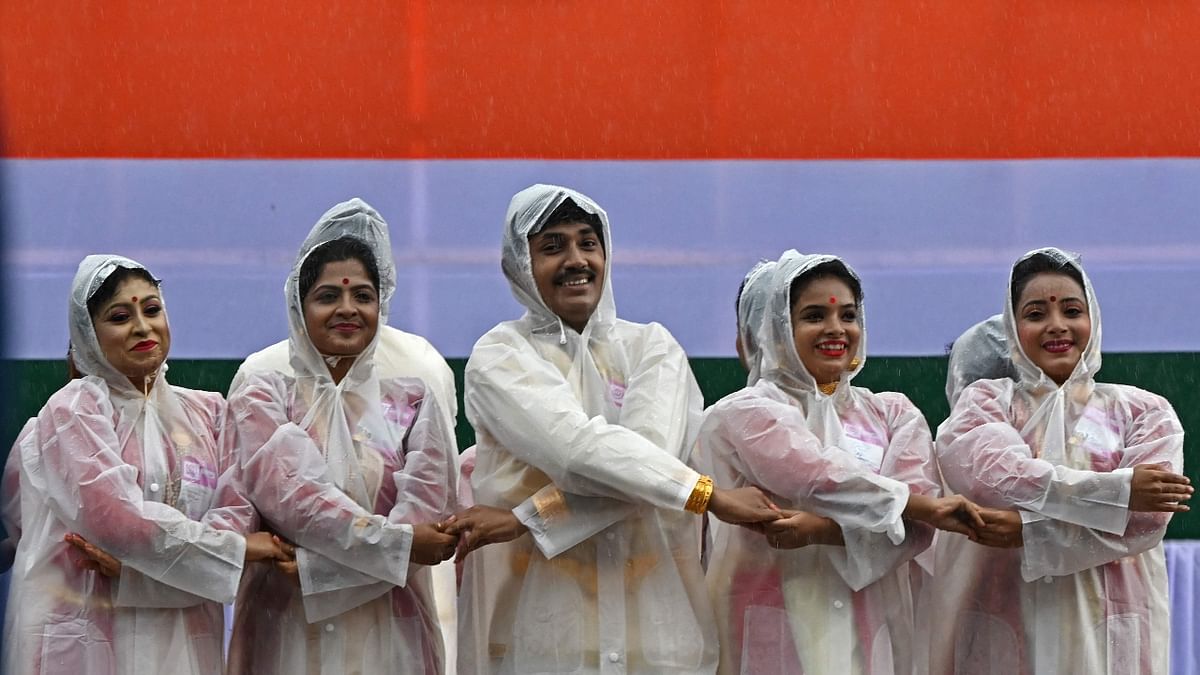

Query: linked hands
left=444, top=506, right=528, bottom=563
left=270, top=521, right=458, bottom=588
left=63, top=529, right=291, bottom=580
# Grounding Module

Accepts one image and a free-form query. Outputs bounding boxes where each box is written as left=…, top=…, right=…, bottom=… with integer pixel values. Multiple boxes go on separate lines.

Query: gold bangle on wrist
left=685, top=475, right=714, bottom=514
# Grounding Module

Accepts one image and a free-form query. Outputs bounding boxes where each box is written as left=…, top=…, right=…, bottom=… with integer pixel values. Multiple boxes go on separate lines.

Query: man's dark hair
left=539, top=198, right=604, bottom=249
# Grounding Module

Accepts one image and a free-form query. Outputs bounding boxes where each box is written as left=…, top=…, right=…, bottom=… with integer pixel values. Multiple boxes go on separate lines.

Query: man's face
left=529, top=220, right=606, bottom=333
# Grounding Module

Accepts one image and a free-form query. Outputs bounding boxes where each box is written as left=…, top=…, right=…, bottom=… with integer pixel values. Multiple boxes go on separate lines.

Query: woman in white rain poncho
left=2, top=255, right=284, bottom=675
left=927, top=247, right=1192, bottom=674
left=224, top=199, right=459, bottom=675
left=699, top=251, right=984, bottom=675
left=455, top=184, right=780, bottom=675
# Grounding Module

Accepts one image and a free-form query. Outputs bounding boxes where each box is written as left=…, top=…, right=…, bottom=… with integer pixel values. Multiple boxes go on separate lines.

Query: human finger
left=454, top=536, right=471, bottom=564
left=960, top=499, right=986, bottom=529
left=443, top=517, right=475, bottom=536
left=272, top=535, right=297, bottom=558
left=1155, top=482, right=1194, bottom=497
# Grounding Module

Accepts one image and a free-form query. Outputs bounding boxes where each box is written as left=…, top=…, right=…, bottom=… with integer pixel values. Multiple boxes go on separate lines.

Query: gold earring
left=847, top=358, right=860, bottom=370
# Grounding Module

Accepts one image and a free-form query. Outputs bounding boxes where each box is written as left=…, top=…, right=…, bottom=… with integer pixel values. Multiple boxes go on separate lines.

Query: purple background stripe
left=3, top=158, right=1199, bottom=359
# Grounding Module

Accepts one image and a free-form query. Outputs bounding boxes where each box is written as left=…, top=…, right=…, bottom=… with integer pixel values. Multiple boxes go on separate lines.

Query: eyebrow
left=1022, top=296, right=1084, bottom=310
left=532, top=224, right=597, bottom=243
left=313, top=283, right=375, bottom=292
left=102, top=295, right=160, bottom=311
left=798, top=302, right=856, bottom=312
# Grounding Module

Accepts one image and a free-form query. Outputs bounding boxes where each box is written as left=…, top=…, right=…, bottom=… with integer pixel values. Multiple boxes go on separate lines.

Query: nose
left=1046, top=308, right=1068, bottom=334
left=822, top=314, right=845, bottom=335
left=131, top=310, right=151, bottom=335
left=334, top=291, right=357, bottom=316
left=563, top=243, right=588, bottom=269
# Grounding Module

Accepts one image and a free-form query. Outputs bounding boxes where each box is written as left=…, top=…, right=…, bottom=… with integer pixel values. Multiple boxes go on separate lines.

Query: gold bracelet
left=685, top=475, right=714, bottom=514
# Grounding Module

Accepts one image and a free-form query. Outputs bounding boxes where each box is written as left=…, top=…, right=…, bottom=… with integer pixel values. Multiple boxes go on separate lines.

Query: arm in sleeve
left=936, top=380, right=1132, bottom=533
left=830, top=394, right=942, bottom=588
left=466, top=330, right=700, bottom=512
left=36, top=381, right=245, bottom=605
left=231, top=375, right=413, bottom=589
left=509, top=325, right=703, bottom=557
left=200, top=396, right=261, bottom=534
left=1019, top=392, right=1183, bottom=580
left=116, top=394, right=259, bottom=609
left=706, top=393, right=909, bottom=540
left=385, top=384, right=458, bottom=525
left=297, top=383, right=460, bottom=607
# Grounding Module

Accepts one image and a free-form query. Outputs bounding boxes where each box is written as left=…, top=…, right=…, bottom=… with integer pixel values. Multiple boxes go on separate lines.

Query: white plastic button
left=833, top=600, right=844, bottom=609
left=325, top=623, right=334, bottom=632
left=608, top=652, right=621, bottom=663
left=149, top=482, right=160, bottom=493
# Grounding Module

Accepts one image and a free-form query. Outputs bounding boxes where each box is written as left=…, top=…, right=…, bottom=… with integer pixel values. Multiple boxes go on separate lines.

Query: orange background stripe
left=3, top=1, right=1199, bottom=159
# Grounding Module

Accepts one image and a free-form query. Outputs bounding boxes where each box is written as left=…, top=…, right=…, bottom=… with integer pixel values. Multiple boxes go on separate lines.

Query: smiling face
left=790, top=276, right=862, bottom=386
left=529, top=220, right=606, bottom=333
left=1014, top=272, right=1091, bottom=385
left=92, top=277, right=171, bottom=390
left=302, top=258, right=380, bottom=360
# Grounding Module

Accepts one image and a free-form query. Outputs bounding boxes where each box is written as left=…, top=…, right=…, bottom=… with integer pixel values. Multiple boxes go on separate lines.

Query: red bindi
left=1049, top=295, right=1057, bottom=302
left=342, top=278, right=350, bottom=285
left=131, top=296, right=138, bottom=302
left=829, top=296, right=837, bottom=304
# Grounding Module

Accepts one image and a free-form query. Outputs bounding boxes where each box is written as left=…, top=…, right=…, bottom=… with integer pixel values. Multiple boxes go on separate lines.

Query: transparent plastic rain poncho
left=224, top=199, right=458, bottom=675
left=0, top=418, right=34, bottom=571
left=926, top=248, right=1181, bottom=675
left=236, top=325, right=458, bottom=431
left=457, top=184, right=716, bottom=675
left=698, top=251, right=941, bottom=675
left=736, top=259, right=777, bottom=382
left=944, top=314, right=1016, bottom=408
left=2, top=255, right=249, bottom=675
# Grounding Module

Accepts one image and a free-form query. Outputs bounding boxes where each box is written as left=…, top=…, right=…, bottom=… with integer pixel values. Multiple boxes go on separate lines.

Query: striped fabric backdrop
left=3, top=2, right=1200, bottom=362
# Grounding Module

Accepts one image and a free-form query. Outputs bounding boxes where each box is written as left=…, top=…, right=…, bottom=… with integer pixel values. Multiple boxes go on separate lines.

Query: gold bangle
left=685, top=475, right=714, bottom=514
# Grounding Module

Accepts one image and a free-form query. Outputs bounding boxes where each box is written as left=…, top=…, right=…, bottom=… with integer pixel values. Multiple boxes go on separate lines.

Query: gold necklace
left=818, top=382, right=838, bottom=395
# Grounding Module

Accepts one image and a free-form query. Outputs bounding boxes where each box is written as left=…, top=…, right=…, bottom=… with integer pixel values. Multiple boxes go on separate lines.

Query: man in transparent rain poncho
left=450, top=184, right=782, bottom=675
left=926, top=247, right=1193, bottom=674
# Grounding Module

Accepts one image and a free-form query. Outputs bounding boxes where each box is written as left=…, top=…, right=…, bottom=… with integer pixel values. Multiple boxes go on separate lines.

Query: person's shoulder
left=168, top=385, right=226, bottom=417
left=380, top=325, right=439, bottom=355
left=45, top=376, right=107, bottom=408
left=1100, top=383, right=1174, bottom=415
left=227, top=368, right=292, bottom=402
left=238, top=339, right=290, bottom=372
left=868, top=388, right=918, bottom=411
left=958, top=377, right=1015, bottom=403
left=610, top=320, right=686, bottom=361
left=470, top=320, right=530, bottom=352
left=707, top=380, right=786, bottom=416
left=613, top=318, right=676, bottom=341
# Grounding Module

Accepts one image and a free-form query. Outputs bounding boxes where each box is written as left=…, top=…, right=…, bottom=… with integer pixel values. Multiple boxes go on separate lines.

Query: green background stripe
left=5, top=355, right=1197, bottom=538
